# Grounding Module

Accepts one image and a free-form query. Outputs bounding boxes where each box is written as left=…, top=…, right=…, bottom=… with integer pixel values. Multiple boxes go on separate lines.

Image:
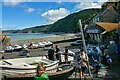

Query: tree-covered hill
left=47, top=9, right=100, bottom=32
left=3, top=2, right=119, bottom=33
left=3, top=8, right=100, bottom=33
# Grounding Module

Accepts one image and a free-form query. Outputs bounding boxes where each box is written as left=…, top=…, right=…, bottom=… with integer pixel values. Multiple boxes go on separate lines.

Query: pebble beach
left=3, top=34, right=80, bottom=59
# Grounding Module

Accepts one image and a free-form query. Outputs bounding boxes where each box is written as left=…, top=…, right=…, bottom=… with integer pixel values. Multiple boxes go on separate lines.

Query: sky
left=1, top=0, right=113, bottom=30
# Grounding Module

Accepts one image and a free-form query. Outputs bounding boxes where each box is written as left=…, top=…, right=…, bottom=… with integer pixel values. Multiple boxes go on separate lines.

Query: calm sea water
left=5, top=33, right=57, bottom=41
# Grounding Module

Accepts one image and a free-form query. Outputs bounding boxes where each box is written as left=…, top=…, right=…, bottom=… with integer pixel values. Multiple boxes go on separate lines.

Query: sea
left=5, top=33, right=57, bottom=41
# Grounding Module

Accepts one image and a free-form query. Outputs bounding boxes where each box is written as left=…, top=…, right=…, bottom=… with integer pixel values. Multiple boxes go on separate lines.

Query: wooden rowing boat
left=3, top=64, right=74, bottom=80
left=0, top=56, right=58, bottom=73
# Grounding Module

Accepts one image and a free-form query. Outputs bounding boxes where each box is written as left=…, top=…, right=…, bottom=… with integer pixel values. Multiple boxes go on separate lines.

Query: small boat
left=14, top=45, right=23, bottom=51
left=23, top=43, right=29, bottom=49
left=0, top=50, right=5, bottom=53
left=28, top=43, right=39, bottom=49
left=60, top=54, right=74, bottom=63
left=38, top=42, right=45, bottom=48
left=60, top=50, right=75, bottom=56
left=4, top=46, right=14, bottom=52
left=3, top=64, right=74, bottom=80
left=42, top=41, right=53, bottom=47
left=0, top=56, right=58, bottom=73
left=19, top=49, right=30, bottom=56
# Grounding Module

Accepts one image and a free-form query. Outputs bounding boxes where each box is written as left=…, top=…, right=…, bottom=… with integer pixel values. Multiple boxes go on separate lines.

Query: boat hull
left=14, top=48, right=23, bottom=51
left=5, top=50, right=13, bottom=52
left=0, top=57, right=58, bottom=73
left=4, top=64, right=74, bottom=80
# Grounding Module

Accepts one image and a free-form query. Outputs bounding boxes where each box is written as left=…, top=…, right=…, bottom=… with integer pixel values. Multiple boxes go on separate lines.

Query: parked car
left=70, top=40, right=83, bottom=46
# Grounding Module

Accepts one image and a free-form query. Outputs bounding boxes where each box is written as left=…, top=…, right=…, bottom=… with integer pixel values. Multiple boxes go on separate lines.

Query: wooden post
left=79, top=20, right=92, bottom=77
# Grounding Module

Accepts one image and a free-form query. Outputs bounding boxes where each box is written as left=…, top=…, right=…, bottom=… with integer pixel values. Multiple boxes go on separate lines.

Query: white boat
left=60, top=50, right=75, bottom=56
left=28, top=43, right=39, bottom=49
left=0, top=56, right=58, bottom=73
left=59, top=50, right=75, bottom=63
left=23, top=43, right=29, bottom=49
left=3, top=64, right=74, bottom=80
left=60, top=55, right=74, bottom=63
left=38, top=42, right=45, bottom=48
left=14, top=45, right=23, bottom=51
left=42, top=41, right=53, bottom=47
left=4, top=46, right=14, bottom=52
left=46, top=41, right=53, bottom=45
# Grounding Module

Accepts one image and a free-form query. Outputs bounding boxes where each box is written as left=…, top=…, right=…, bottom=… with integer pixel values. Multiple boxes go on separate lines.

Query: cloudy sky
left=1, top=0, right=110, bottom=30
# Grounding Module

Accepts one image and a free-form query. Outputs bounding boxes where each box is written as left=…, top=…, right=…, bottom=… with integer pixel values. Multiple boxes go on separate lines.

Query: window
left=97, top=17, right=100, bottom=22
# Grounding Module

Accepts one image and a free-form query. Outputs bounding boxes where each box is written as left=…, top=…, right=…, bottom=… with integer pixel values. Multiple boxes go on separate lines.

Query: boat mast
left=78, top=19, right=92, bottom=77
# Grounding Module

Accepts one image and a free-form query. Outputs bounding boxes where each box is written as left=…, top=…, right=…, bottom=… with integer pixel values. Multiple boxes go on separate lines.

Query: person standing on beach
left=47, top=46, right=55, bottom=61
left=77, top=49, right=88, bottom=80
left=0, top=52, right=5, bottom=59
left=34, top=64, right=49, bottom=80
left=64, top=46, right=69, bottom=62
left=55, top=45, right=60, bottom=61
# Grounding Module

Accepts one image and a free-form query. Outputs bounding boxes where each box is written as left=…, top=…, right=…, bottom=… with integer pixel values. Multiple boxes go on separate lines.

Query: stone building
left=87, top=2, right=120, bottom=44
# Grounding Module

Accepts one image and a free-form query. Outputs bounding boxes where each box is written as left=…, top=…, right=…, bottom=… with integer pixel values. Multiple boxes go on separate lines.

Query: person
left=47, top=46, right=55, bottom=61
left=0, top=52, right=5, bottom=59
left=92, top=52, right=103, bottom=75
left=34, top=64, right=49, bottom=80
left=106, top=55, right=112, bottom=68
left=93, top=60, right=101, bottom=75
left=26, top=52, right=30, bottom=57
left=2, top=54, right=5, bottom=59
left=64, top=46, right=68, bottom=62
left=101, top=53, right=112, bottom=68
left=55, top=45, right=61, bottom=61
left=77, top=49, right=88, bottom=80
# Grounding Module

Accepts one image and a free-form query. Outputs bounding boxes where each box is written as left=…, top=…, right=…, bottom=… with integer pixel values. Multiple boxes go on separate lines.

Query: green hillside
left=3, top=2, right=119, bottom=33
left=47, top=9, right=100, bottom=32
left=3, top=8, right=100, bottom=33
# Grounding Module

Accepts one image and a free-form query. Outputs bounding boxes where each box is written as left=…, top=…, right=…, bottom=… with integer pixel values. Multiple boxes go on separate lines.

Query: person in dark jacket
left=55, top=45, right=60, bottom=61
left=64, top=46, right=68, bottom=62
left=48, top=46, right=55, bottom=61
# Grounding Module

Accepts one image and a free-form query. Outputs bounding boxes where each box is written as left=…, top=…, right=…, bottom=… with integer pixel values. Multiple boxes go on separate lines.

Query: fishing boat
left=13, top=45, right=23, bottom=51
left=0, top=56, right=58, bottom=73
left=22, top=43, right=29, bottom=49
left=28, top=43, right=39, bottom=49
left=38, top=42, right=45, bottom=48
left=4, top=45, right=14, bottom=52
left=42, top=41, right=53, bottom=47
left=38, top=41, right=53, bottom=47
left=3, top=64, right=74, bottom=80
left=19, top=49, right=30, bottom=56
left=61, top=50, right=75, bottom=56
